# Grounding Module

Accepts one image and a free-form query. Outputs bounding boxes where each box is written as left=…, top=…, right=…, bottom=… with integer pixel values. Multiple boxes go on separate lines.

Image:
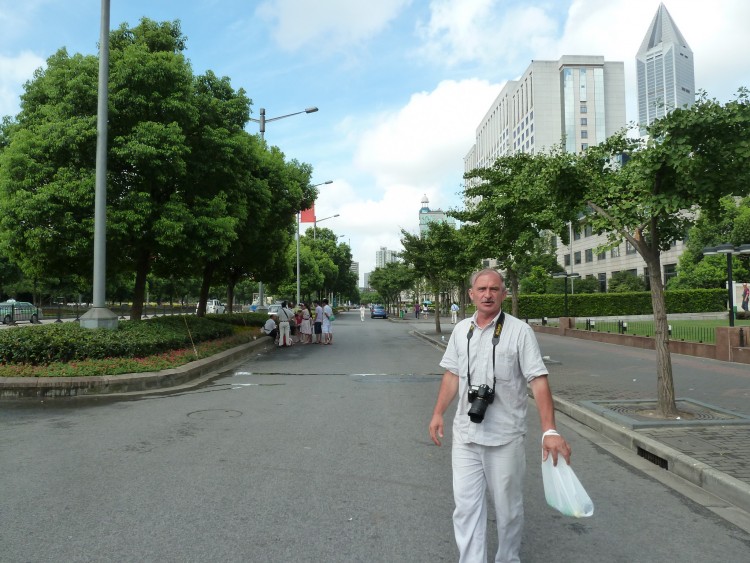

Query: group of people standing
left=262, top=299, right=336, bottom=346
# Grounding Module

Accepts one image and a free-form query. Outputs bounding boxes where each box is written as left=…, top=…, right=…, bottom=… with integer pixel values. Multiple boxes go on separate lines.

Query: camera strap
left=466, top=312, right=505, bottom=392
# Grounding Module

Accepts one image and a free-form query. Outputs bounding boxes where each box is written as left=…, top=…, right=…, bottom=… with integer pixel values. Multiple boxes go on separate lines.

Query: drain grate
left=638, top=446, right=668, bottom=469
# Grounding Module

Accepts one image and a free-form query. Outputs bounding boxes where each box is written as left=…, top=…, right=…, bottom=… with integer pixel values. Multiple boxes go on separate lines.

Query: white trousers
left=278, top=321, right=291, bottom=346
left=452, top=437, right=526, bottom=563
left=451, top=310, right=458, bottom=323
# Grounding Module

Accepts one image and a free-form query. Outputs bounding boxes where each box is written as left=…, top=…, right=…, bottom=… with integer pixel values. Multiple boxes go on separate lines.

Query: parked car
left=371, top=305, right=388, bottom=319
left=196, top=299, right=226, bottom=314
left=0, top=300, right=43, bottom=324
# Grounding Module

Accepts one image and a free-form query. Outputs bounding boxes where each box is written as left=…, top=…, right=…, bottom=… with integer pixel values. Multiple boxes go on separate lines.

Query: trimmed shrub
left=0, top=316, right=234, bottom=366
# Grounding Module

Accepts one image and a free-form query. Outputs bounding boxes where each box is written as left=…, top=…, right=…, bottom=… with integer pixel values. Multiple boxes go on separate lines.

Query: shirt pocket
left=494, top=350, right=518, bottom=382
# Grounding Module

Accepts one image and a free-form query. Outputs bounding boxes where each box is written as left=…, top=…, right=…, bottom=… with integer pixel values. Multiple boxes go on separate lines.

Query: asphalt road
left=1, top=313, right=749, bottom=562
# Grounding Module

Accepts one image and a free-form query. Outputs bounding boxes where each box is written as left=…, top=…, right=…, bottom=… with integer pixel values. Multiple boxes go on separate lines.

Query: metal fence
left=574, top=319, right=717, bottom=344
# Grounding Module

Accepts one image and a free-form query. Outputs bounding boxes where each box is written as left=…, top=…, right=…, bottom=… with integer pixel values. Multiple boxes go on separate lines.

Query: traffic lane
left=2, top=317, right=749, bottom=561
left=535, top=332, right=750, bottom=415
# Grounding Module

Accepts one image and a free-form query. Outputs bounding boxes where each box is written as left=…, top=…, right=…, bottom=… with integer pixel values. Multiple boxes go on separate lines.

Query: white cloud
left=0, top=51, right=45, bottom=119
left=256, top=0, right=411, bottom=52
left=315, top=78, right=501, bottom=280
left=416, top=0, right=559, bottom=69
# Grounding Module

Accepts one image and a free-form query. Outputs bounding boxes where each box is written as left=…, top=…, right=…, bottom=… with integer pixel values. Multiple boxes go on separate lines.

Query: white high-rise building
left=637, top=3, right=695, bottom=132
left=375, top=247, right=398, bottom=268
left=465, top=55, right=625, bottom=174
left=419, top=195, right=456, bottom=234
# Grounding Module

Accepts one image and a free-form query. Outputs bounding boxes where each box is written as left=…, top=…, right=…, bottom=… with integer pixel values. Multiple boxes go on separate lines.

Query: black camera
left=467, top=384, right=495, bottom=423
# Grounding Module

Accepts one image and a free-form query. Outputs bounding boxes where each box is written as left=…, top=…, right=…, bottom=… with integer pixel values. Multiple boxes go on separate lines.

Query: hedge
left=516, top=289, right=727, bottom=319
left=0, top=315, right=237, bottom=366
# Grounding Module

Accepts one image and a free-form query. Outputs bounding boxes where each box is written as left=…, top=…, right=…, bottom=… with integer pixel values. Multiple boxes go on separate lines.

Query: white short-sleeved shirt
left=439, top=310, right=547, bottom=446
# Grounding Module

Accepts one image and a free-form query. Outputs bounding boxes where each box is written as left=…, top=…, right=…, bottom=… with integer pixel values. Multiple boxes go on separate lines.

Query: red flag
left=300, top=205, right=316, bottom=223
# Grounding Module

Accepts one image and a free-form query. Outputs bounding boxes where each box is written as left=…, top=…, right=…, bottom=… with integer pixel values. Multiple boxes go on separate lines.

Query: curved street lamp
left=314, top=214, right=340, bottom=240
left=552, top=272, right=581, bottom=318
left=248, top=105, right=319, bottom=310
left=297, top=181, right=333, bottom=304
left=702, top=244, right=750, bottom=326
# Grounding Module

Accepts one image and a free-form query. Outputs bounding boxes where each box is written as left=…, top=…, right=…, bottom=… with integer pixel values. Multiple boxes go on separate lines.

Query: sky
left=1, top=0, right=749, bottom=286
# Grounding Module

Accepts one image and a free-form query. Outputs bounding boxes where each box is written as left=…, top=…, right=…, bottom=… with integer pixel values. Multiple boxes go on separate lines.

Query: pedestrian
left=742, top=282, right=749, bottom=312
left=422, top=303, right=429, bottom=319
left=293, top=305, right=303, bottom=343
left=277, top=301, right=294, bottom=347
left=322, top=298, right=333, bottom=344
left=300, top=304, right=312, bottom=344
left=428, top=268, right=571, bottom=563
left=415, top=303, right=420, bottom=319
left=450, top=301, right=459, bottom=324
left=314, top=300, right=324, bottom=344
left=262, top=313, right=278, bottom=344
left=360, top=304, right=366, bottom=322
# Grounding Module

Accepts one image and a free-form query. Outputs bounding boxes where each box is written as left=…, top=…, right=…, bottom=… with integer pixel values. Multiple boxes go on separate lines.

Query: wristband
left=542, top=429, right=560, bottom=441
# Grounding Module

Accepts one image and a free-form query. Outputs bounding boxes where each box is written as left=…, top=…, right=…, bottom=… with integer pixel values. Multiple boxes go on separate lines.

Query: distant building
left=375, top=247, right=398, bottom=268
left=464, top=55, right=626, bottom=174
left=350, top=261, right=359, bottom=279
left=362, top=272, right=371, bottom=290
left=418, top=195, right=456, bottom=234
left=637, top=3, right=695, bottom=133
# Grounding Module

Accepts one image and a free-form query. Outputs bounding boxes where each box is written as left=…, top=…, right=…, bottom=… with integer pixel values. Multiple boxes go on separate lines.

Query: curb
left=0, top=337, right=274, bottom=399
left=411, top=328, right=750, bottom=515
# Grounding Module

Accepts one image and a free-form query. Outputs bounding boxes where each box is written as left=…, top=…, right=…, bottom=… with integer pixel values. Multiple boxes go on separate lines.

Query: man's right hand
left=429, top=414, right=444, bottom=446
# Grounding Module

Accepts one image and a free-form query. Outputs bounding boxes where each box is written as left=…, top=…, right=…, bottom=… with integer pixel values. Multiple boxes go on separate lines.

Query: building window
left=598, top=273, right=607, bottom=292
left=574, top=251, right=582, bottom=265
left=573, top=229, right=581, bottom=241
left=564, top=254, right=571, bottom=267
left=584, top=224, right=593, bottom=237
left=482, top=259, right=490, bottom=268
left=664, top=264, right=677, bottom=282
left=581, top=118, right=588, bottom=126
left=580, top=104, right=588, bottom=114
left=611, top=246, right=620, bottom=258
left=598, top=250, right=606, bottom=260
left=585, top=249, right=593, bottom=263
left=580, top=130, right=588, bottom=139
left=625, top=241, right=637, bottom=255
left=581, top=143, right=589, bottom=151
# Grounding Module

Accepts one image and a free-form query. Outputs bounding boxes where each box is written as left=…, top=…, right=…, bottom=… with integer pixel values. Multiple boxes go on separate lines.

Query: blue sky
left=1, top=0, right=749, bottom=284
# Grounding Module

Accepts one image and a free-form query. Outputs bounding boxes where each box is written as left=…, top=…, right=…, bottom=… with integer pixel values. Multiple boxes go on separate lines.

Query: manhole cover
left=187, top=409, right=243, bottom=420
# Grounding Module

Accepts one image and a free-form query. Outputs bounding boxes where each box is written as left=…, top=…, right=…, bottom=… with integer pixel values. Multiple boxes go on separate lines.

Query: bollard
left=542, top=317, right=548, bottom=326
left=668, top=324, right=672, bottom=337
left=55, top=302, right=62, bottom=323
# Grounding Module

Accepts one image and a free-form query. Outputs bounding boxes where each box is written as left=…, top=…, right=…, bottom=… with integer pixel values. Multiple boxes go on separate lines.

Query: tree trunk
left=433, top=284, right=442, bottom=334
left=196, top=262, right=216, bottom=317
left=645, top=252, right=679, bottom=417
left=130, top=250, right=151, bottom=321
left=506, top=267, right=520, bottom=317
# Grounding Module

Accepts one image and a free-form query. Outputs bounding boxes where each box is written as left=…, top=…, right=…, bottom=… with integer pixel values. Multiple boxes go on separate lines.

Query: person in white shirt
left=277, top=301, right=294, bottom=347
left=429, top=268, right=571, bottom=563
left=450, top=302, right=459, bottom=324
left=360, top=304, right=366, bottom=322
left=262, top=314, right=278, bottom=343
left=322, top=299, right=333, bottom=344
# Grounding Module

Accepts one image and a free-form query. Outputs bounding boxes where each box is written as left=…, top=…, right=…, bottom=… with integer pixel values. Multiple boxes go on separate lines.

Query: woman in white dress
left=300, top=304, right=312, bottom=344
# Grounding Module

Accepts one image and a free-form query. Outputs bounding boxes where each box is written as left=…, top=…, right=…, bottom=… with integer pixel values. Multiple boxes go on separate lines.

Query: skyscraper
left=636, top=3, right=694, bottom=132
left=375, top=247, right=398, bottom=268
left=418, top=194, right=456, bottom=234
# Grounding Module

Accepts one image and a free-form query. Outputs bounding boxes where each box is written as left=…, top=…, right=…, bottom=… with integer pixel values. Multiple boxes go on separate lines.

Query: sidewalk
left=402, top=313, right=750, bottom=521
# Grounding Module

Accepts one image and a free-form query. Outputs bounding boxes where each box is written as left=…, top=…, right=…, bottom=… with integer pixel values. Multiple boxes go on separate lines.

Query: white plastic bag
left=541, top=455, right=594, bottom=518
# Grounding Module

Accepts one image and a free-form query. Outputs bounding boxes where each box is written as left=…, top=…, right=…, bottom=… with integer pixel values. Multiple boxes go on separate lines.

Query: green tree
left=567, top=90, right=750, bottom=417
left=608, top=271, right=646, bottom=292
left=369, top=262, right=413, bottom=313
left=456, top=152, right=579, bottom=316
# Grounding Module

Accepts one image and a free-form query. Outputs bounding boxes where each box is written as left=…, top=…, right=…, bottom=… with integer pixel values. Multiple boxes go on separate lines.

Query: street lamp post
left=702, top=244, right=750, bottom=327
left=80, top=0, right=118, bottom=329
left=553, top=272, right=580, bottom=318
left=248, top=105, right=319, bottom=310
left=314, top=214, right=340, bottom=239
left=297, top=181, right=333, bottom=305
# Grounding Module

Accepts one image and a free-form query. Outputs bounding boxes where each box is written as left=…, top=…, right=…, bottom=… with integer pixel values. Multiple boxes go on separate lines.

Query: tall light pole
left=248, top=105, right=319, bottom=309
left=80, top=0, right=118, bottom=329
left=314, top=214, right=340, bottom=240
left=553, top=272, right=580, bottom=318
left=297, top=180, right=332, bottom=305
left=703, top=244, right=750, bottom=327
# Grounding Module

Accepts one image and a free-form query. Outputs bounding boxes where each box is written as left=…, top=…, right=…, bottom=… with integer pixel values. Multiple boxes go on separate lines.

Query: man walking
left=429, top=268, right=570, bottom=563
left=277, top=301, right=294, bottom=347
left=450, top=301, right=459, bottom=324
